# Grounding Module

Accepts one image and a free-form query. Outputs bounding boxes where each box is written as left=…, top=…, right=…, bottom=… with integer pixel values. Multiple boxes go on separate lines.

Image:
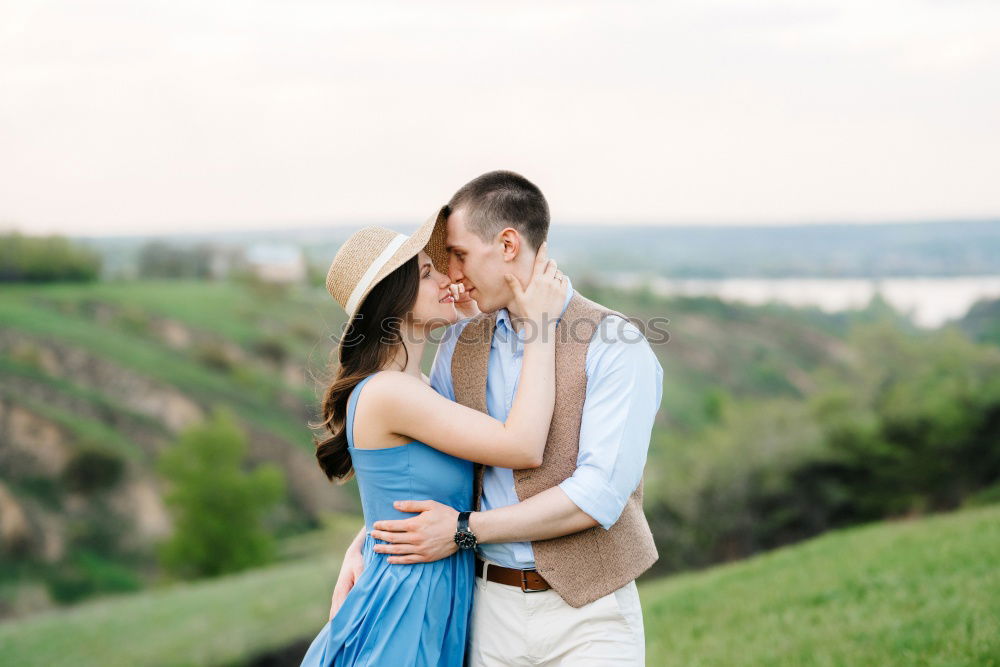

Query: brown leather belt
left=475, top=557, right=551, bottom=593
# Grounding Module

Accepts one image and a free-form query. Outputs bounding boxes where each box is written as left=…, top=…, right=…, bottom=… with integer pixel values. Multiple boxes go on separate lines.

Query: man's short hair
left=446, top=170, right=549, bottom=251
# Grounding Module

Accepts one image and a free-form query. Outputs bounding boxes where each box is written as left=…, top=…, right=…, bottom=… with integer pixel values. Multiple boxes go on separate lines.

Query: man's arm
left=370, top=318, right=664, bottom=564
left=473, top=318, right=662, bottom=540
left=555, top=318, right=664, bottom=530
left=367, top=489, right=593, bottom=565
left=469, top=485, right=598, bottom=541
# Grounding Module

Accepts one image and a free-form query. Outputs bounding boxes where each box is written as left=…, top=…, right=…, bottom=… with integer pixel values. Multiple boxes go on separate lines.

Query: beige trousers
left=465, top=559, right=645, bottom=666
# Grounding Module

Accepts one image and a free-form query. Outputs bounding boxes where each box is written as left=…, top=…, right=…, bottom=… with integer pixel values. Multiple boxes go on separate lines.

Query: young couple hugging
left=302, top=170, right=663, bottom=666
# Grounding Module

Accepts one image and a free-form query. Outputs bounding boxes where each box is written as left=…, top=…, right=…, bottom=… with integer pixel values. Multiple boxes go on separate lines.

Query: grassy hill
left=1, top=279, right=862, bottom=610
left=0, top=280, right=357, bottom=612
left=643, top=502, right=1000, bottom=665
left=0, top=280, right=341, bottom=448
left=0, top=503, right=995, bottom=666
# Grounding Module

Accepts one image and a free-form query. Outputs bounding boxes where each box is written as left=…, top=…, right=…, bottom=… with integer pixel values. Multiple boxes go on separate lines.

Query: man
left=332, top=170, right=663, bottom=665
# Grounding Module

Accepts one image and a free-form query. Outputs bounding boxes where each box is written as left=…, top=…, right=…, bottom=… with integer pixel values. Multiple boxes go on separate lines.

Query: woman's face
left=408, top=250, right=459, bottom=330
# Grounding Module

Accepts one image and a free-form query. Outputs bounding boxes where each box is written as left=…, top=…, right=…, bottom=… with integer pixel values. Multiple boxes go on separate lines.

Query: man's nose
left=448, top=257, right=463, bottom=282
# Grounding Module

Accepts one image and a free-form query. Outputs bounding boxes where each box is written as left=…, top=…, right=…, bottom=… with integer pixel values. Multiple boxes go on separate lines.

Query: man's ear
left=499, top=227, right=521, bottom=262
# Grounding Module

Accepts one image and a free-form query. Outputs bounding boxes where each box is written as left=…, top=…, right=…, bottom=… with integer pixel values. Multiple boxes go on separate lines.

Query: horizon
left=5, top=216, right=1000, bottom=241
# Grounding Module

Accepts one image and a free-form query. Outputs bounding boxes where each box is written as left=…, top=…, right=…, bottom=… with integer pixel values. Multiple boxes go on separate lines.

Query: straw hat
left=326, top=206, right=451, bottom=322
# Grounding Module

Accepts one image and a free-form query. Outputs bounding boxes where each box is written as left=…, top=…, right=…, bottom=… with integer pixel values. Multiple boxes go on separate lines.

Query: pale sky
left=2, top=0, right=999, bottom=235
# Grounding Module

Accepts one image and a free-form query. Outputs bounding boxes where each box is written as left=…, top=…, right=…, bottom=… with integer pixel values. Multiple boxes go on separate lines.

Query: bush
left=644, top=397, right=826, bottom=574
left=194, top=341, right=236, bottom=373
left=810, top=323, right=1000, bottom=519
left=156, top=409, right=285, bottom=579
left=643, top=321, right=1000, bottom=577
left=0, top=232, right=101, bottom=282
left=62, top=446, right=126, bottom=495
left=47, top=551, right=141, bottom=604
left=959, top=297, right=1000, bottom=347
left=136, top=241, right=214, bottom=279
left=251, top=337, right=289, bottom=365
left=963, top=481, right=1000, bottom=507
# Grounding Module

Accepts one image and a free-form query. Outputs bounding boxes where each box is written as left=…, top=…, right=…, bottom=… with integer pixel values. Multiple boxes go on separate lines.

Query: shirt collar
left=496, top=274, right=574, bottom=335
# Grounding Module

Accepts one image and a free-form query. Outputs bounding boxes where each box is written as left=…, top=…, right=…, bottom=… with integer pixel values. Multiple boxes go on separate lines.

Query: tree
left=0, top=232, right=101, bottom=282
left=136, top=240, right=214, bottom=279
left=157, top=410, right=285, bottom=578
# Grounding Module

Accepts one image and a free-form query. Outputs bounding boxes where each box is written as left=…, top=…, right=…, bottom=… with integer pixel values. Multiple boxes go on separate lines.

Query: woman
left=300, top=216, right=566, bottom=666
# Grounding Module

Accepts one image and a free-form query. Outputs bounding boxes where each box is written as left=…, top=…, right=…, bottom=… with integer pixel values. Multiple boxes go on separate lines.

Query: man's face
left=444, top=207, right=511, bottom=314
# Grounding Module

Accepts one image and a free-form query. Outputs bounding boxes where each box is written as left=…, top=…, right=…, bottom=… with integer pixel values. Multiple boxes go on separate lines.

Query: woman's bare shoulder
left=363, top=371, right=431, bottom=402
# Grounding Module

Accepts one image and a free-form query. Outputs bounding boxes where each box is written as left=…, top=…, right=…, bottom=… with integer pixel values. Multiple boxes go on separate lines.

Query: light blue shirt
left=429, top=276, right=664, bottom=569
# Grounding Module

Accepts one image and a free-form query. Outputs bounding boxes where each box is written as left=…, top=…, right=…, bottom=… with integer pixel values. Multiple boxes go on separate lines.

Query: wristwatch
left=453, top=511, right=478, bottom=550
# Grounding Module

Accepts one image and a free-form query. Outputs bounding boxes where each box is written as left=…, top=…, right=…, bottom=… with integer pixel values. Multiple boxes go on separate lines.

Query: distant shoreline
left=606, top=273, right=1000, bottom=328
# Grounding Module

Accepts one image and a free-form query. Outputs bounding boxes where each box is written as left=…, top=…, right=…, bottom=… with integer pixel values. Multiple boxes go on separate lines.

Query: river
left=605, top=274, right=1000, bottom=328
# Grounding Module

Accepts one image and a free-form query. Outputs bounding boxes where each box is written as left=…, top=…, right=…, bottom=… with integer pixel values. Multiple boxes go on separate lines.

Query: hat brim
left=345, top=206, right=449, bottom=318
left=423, top=205, right=451, bottom=278
left=334, top=206, right=451, bottom=359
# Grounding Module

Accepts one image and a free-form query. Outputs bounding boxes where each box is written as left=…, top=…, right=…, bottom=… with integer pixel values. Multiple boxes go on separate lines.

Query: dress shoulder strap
left=345, top=372, right=380, bottom=449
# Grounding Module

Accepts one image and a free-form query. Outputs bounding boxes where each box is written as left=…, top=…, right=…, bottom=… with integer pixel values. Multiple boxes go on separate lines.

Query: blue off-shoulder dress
left=300, top=371, right=475, bottom=666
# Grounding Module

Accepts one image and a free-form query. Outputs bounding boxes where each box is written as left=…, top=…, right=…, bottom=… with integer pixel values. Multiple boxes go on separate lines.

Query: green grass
left=0, top=516, right=363, bottom=667
left=2, top=505, right=996, bottom=666
left=0, top=287, right=318, bottom=449
left=643, top=502, right=1000, bottom=666
left=4, top=280, right=340, bottom=357
left=0, top=555, right=338, bottom=667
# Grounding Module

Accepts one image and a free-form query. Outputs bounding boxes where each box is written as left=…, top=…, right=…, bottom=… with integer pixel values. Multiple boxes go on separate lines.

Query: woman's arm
left=369, top=243, right=564, bottom=469
left=329, top=526, right=366, bottom=620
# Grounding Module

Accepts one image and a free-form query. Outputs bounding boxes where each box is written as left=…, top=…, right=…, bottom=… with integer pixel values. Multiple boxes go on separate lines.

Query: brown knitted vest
left=451, top=290, right=659, bottom=608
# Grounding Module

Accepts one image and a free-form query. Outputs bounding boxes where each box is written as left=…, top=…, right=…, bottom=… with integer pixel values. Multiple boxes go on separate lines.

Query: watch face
left=455, top=531, right=477, bottom=549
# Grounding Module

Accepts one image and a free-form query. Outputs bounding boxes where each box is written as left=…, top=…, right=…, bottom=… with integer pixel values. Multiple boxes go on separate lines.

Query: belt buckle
left=520, top=569, right=546, bottom=593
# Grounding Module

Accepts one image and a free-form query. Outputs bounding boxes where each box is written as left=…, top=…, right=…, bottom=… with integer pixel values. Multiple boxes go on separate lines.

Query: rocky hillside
left=0, top=281, right=358, bottom=614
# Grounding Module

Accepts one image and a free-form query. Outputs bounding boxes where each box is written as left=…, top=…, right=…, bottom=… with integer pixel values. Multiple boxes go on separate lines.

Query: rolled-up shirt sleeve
left=557, top=318, right=664, bottom=530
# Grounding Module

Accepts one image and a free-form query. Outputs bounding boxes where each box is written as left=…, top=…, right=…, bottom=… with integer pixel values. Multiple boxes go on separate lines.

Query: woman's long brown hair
left=314, top=256, right=419, bottom=482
